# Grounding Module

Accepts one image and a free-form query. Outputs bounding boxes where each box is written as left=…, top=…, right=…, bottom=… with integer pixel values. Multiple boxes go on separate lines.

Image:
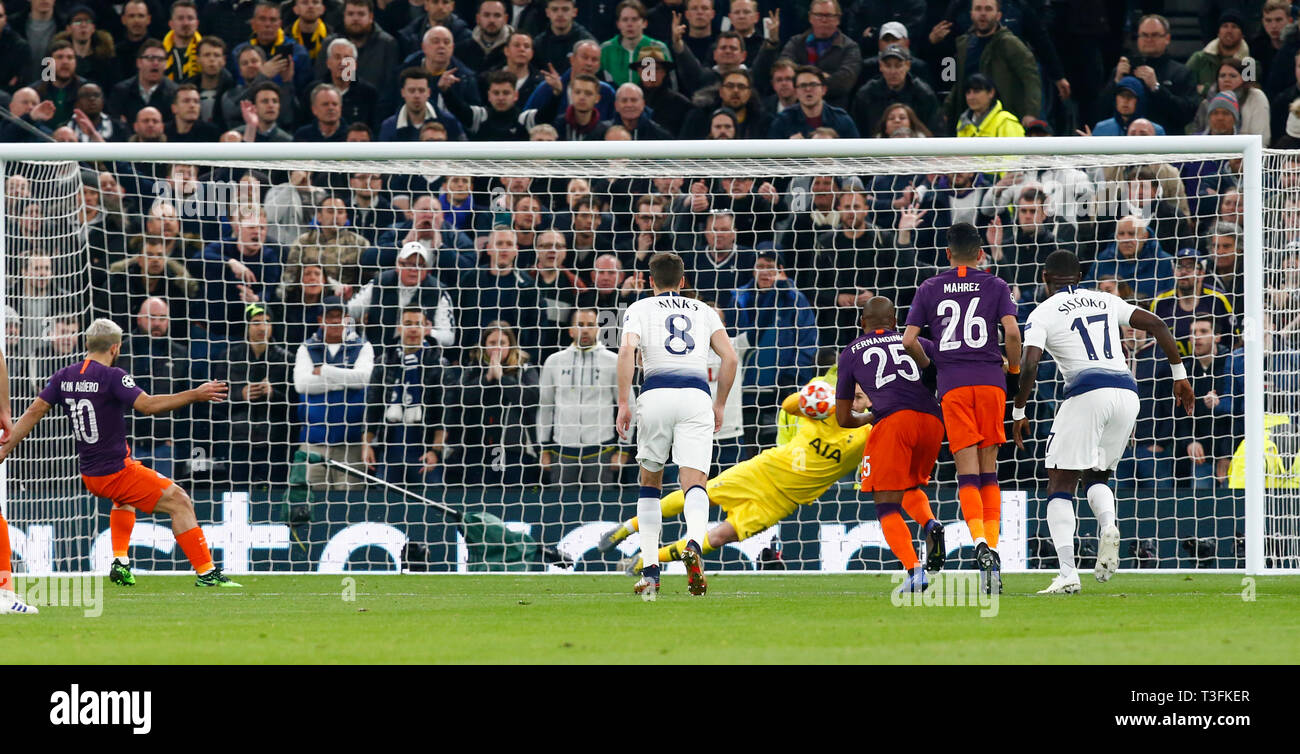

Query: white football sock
left=1046, top=495, right=1077, bottom=579
left=683, top=485, right=710, bottom=547
left=637, top=491, right=662, bottom=573
left=1086, top=483, right=1117, bottom=532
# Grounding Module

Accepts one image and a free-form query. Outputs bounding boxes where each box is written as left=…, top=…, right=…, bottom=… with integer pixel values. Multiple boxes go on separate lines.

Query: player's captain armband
left=1011, top=405, right=1026, bottom=421
left=1170, top=363, right=1188, bottom=381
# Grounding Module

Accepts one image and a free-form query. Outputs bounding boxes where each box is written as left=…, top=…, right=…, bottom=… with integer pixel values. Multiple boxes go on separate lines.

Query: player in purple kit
left=837, top=297, right=946, bottom=593
left=0, top=319, right=240, bottom=587
left=901, top=222, right=1022, bottom=594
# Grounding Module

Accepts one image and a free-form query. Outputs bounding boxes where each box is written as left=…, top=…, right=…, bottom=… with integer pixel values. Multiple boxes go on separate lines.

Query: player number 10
left=65, top=398, right=100, bottom=444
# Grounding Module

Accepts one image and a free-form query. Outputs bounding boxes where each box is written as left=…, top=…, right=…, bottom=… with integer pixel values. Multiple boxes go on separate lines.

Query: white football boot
left=1037, top=573, right=1082, bottom=595
left=1095, top=525, right=1121, bottom=583
left=0, top=590, right=38, bottom=615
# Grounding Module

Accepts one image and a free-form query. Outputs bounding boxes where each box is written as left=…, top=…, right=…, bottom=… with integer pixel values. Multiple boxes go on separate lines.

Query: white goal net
left=0, top=137, right=1290, bottom=574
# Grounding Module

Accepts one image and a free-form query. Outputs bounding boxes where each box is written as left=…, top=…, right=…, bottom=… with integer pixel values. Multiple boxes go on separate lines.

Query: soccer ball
left=798, top=380, right=835, bottom=420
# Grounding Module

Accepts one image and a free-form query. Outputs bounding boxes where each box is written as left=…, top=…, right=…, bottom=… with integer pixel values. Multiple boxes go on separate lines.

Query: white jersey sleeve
left=1027, top=287, right=1138, bottom=388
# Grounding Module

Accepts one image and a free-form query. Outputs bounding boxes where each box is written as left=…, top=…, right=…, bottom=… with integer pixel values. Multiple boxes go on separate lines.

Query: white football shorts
left=635, top=387, right=714, bottom=474
left=1045, top=387, right=1140, bottom=471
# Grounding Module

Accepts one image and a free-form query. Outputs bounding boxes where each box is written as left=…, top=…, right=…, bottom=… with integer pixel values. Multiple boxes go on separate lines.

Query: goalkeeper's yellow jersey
left=744, top=394, right=868, bottom=507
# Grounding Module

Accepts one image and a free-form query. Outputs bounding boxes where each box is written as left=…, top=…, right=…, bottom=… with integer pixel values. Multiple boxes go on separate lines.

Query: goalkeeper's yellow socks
left=110, top=507, right=136, bottom=565
left=176, top=526, right=215, bottom=575
left=980, top=472, right=1000, bottom=549
left=957, top=475, right=986, bottom=544
left=657, top=535, right=718, bottom=565
left=877, top=504, right=919, bottom=571
left=0, top=510, right=11, bottom=592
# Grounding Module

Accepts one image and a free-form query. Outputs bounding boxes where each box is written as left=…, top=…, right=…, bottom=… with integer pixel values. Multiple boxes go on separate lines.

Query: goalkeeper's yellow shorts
left=667, top=466, right=798, bottom=541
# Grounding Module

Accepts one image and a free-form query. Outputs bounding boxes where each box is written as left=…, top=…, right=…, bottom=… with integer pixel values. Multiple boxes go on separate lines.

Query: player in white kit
left=1012, top=251, right=1194, bottom=594
left=616, top=253, right=739, bottom=601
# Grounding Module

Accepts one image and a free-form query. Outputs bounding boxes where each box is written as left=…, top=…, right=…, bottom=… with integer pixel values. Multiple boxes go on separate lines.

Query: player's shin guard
left=110, top=508, right=136, bottom=565
left=957, top=474, right=985, bottom=543
left=0, top=512, right=12, bottom=593
left=175, top=526, right=215, bottom=576
left=1045, top=493, right=1077, bottom=579
left=901, top=488, right=935, bottom=529
left=1086, top=483, right=1117, bottom=532
left=877, top=504, right=919, bottom=571
left=980, top=472, right=1001, bottom=549
left=637, top=486, right=662, bottom=575
left=683, top=485, right=709, bottom=548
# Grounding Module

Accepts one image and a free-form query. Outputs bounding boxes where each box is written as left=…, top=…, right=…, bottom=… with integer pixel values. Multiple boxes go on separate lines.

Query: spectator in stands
left=229, top=1, right=314, bottom=95
left=686, top=209, right=752, bottom=313
left=220, top=45, right=286, bottom=132
left=811, top=190, right=903, bottom=342
left=1091, top=75, right=1164, bottom=136
left=1175, top=316, right=1230, bottom=489
left=29, top=39, right=85, bottom=129
left=548, top=71, right=607, bottom=139
left=1150, top=249, right=1236, bottom=357
left=603, top=81, right=669, bottom=139
left=676, top=0, right=718, bottom=64
left=164, top=83, right=220, bottom=141
left=458, top=226, right=540, bottom=357
left=681, top=68, right=767, bottom=139
left=380, top=67, right=465, bottom=140
left=14, top=0, right=58, bottom=84
left=1207, top=222, right=1245, bottom=316
left=284, top=194, right=368, bottom=296
left=442, top=320, right=540, bottom=486
left=400, top=0, right=471, bottom=59
left=755, top=0, right=860, bottom=108
left=8, top=253, right=75, bottom=341
left=723, top=0, right=762, bottom=64
left=107, top=236, right=199, bottom=333
left=600, top=1, right=670, bottom=88
left=987, top=185, right=1058, bottom=299
left=852, top=43, right=940, bottom=138
left=55, top=4, right=122, bottom=91
left=162, top=1, right=201, bottom=82
left=1187, top=9, right=1248, bottom=96
left=113, top=1, right=155, bottom=78
left=118, top=295, right=194, bottom=479
left=193, top=206, right=284, bottom=323
left=1270, top=52, right=1300, bottom=143
left=762, top=56, right=799, bottom=116
left=615, top=193, right=678, bottom=274
left=293, top=295, right=375, bottom=493
left=955, top=72, right=1026, bottom=137
left=1086, top=215, right=1174, bottom=303
left=294, top=83, right=347, bottom=141
left=275, top=261, right=327, bottom=344
left=439, top=68, right=530, bottom=139
left=529, top=229, right=585, bottom=362
left=287, top=0, right=331, bottom=62
left=311, top=43, right=375, bottom=133
left=239, top=81, right=293, bottom=141
left=1101, top=15, right=1199, bottom=137
left=626, top=45, right=686, bottom=135
left=1192, top=59, right=1270, bottom=143
left=536, top=306, right=626, bottom=485
left=315, top=0, right=399, bottom=117
left=673, top=26, right=742, bottom=95
left=0, top=1, right=32, bottom=93
left=533, top=0, right=593, bottom=73
left=362, top=305, right=449, bottom=484
left=109, top=38, right=177, bottom=125
left=455, top=0, right=512, bottom=72
left=211, top=303, right=294, bottom=483
left=1250, top=0, right=1289, bottom=85
left=416, top=25, right=481, bottom=111
left=873, top=101, right=933, bottom=138
left=859, top=21, right=932, bottom=89
left=380, top=193, right=473, bottom=282
left=348, top=241, right=456, bottom=348
left=579, top=253, right=644, bottom=346
left=732, top=250, right=816, bottom=445
left=498, top=30, right=543, bottom=103
left=944, top=0, right=1040, bottom=127
left=525, top=38, right=615, bottom=119
left=68, top=83, right=122, bottom=142
left=768, top=65, right=858, bottom=138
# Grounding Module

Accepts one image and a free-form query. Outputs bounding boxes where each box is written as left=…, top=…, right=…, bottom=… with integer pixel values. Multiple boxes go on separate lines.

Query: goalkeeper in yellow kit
left=598, top=379, right=871, bottom=571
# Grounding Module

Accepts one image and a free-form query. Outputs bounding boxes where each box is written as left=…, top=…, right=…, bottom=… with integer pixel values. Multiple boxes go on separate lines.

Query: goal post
left=0, top=135, right=1289, bottom=575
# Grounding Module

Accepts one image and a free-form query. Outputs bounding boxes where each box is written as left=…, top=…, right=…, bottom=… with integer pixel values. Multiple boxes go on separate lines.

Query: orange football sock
left=0, top=512, right=12, bottom=592
left=957, top=479, right=985, bottom=542
left=879, top=510, right=918, bottom=570
left=901, top=488, right=935, bottom=526
left=110, top=508, right=135, bottom=561
left=175, top=527, right=214, bottom=575
left=981, top=485, right=1001, bottom=548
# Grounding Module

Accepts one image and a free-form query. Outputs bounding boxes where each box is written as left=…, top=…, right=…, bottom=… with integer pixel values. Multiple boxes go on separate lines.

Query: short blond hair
left=84, top=318, right=123, bottom=353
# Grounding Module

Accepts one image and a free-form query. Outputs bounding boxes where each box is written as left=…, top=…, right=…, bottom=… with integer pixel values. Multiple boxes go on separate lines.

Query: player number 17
left=1070, top=314, right=1112, bottom=360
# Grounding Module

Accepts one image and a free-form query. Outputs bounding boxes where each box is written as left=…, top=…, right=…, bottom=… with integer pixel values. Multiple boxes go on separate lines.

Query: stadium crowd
left=1, top=0, right=1297, bottom=493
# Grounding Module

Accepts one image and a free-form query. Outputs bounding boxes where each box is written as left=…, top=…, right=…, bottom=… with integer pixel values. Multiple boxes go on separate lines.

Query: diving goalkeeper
left=598, top=380, right=871, bottom=571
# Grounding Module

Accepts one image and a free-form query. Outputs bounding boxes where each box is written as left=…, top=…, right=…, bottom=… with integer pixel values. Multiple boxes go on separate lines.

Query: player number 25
left=937, top=297, right=988, bottom=351
left=65, top=398, right=100, bottom=444
left=863, top=344, right=920, bottom=388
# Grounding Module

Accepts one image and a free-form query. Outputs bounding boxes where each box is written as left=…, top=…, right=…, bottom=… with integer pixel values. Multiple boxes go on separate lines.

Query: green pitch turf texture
left=3, top=574, right=1297, bottom=664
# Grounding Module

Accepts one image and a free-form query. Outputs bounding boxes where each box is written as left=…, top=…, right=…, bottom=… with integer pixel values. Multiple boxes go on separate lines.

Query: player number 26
left=937, top=297, right=988, bottom=351
left=862, top=344, right=920, bottom=388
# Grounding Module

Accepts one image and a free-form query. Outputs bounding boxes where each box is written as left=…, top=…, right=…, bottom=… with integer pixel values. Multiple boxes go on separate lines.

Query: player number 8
left=664, top=314, right=696, bottom=355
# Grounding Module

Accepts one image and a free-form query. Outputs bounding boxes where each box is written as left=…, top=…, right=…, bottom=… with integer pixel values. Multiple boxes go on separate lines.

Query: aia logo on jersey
left=121, top=375, right=136, bottom=389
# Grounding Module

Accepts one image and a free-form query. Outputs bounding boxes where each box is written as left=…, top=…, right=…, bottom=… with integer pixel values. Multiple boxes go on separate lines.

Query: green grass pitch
left=4, top=574, right=1298, bottom=664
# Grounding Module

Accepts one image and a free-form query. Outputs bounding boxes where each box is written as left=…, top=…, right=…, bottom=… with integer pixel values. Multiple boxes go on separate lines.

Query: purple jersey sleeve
left=109, top=368, right=145, bottom=407
left=904, top=283, right=931, bottom=330
left=836, top=345, right=859, bottom=401
left=37, top=369, right=64, bottom=406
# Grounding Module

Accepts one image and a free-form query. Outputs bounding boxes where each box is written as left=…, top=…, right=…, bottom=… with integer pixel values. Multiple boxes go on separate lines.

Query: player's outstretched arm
left=1011, top=345, right=1044, bottom=450
left=133, top=381, right=229, bottom=416
left=709, top=329, right=739, bottom=431
left=834, top=398, right=874, bottom=429
left=900, top=325, right=930, bottom=368
left=0, top=398, right=52, bottom=463
left=615, top=335, right=639, bottom=440
left=0, top=349, right=12, bottom=441
left=1129, top=308, right=1195, bottom=414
